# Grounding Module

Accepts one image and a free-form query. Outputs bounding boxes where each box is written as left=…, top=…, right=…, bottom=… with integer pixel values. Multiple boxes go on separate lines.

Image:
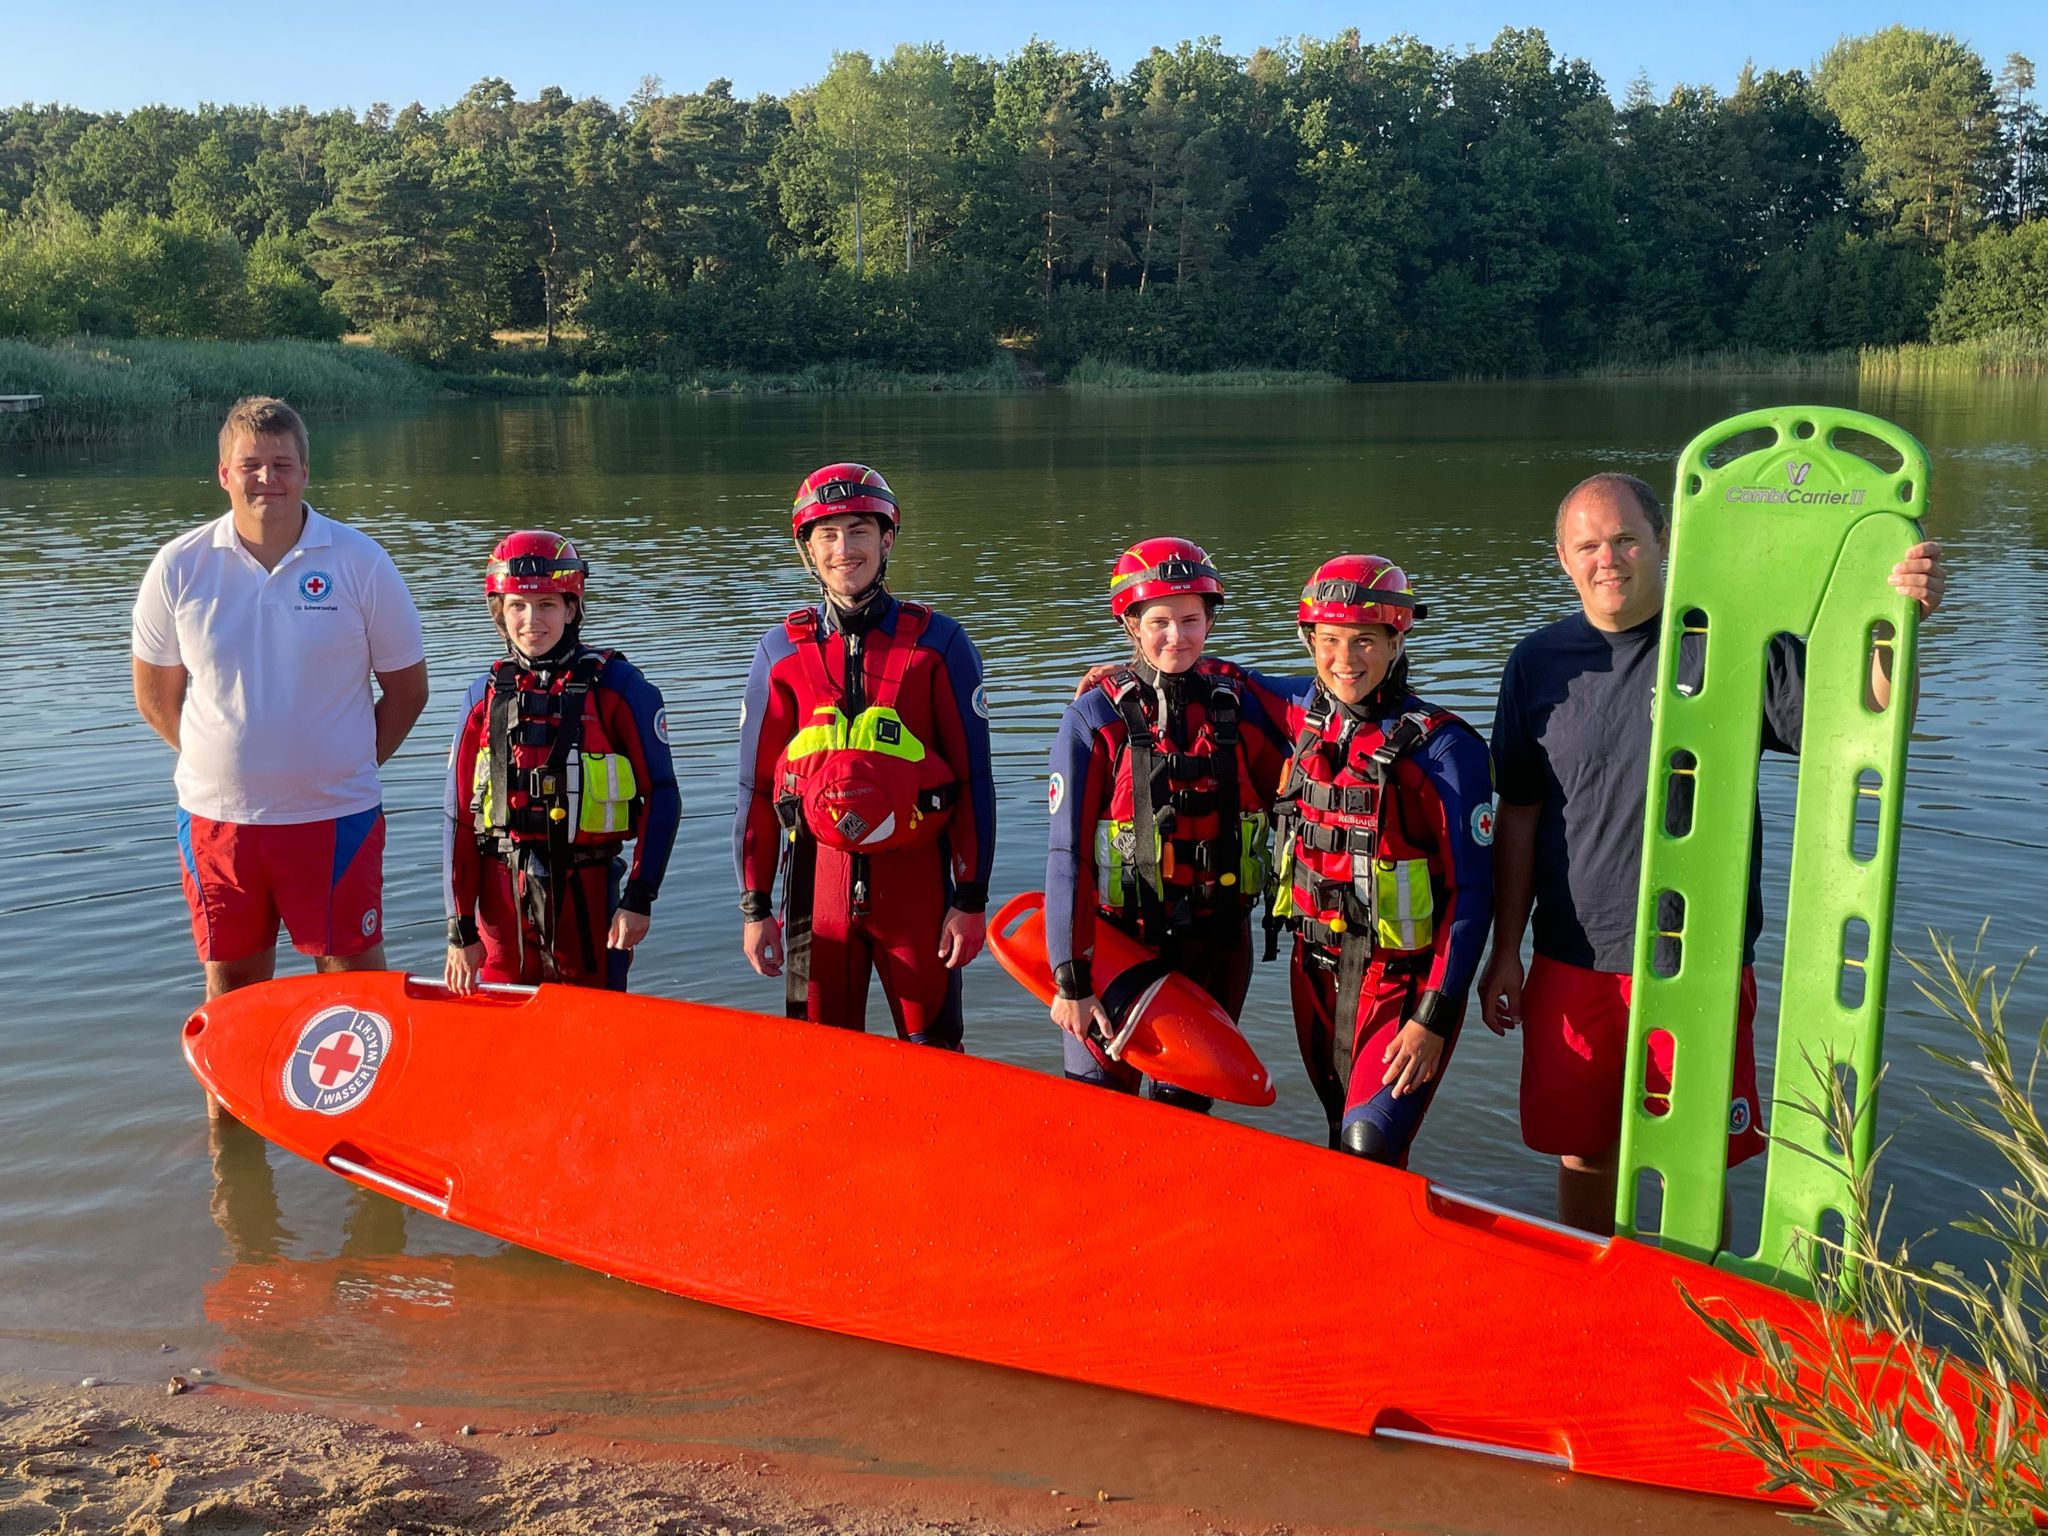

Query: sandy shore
left=0, top=1376, right=1289, bottom=1536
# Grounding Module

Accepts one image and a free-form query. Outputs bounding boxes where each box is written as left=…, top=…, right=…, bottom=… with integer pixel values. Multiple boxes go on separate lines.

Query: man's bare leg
left=318, top=942, right=388, bottom=975
left=1559, top=1149, right=1735, bottom=1246
left=201, top=950, right=277, bottom=1120
left=203, top=949, right=277, bottom=1001
left=1558, top=1151, right=1619, bottom=1236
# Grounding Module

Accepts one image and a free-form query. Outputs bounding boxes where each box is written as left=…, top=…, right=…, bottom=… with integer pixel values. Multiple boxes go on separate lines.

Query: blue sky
left=2, top=0, right=2038, bottom=113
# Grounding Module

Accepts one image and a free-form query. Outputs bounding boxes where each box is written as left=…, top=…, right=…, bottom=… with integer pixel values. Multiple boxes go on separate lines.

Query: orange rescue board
left=182, top=972, right=1989, bottom=1504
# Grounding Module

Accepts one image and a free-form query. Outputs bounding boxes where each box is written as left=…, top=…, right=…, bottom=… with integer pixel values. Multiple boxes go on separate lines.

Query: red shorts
left=176, top=808, right=385, bottom=964
left=1519, top=954, right=1766, bottom=1165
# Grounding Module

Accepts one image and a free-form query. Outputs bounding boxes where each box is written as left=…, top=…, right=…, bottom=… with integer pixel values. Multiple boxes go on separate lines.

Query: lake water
left=2, top=377, right=2042, bottom=1528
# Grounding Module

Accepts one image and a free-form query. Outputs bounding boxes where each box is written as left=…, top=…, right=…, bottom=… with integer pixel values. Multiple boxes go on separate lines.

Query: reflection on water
left=197, top=1192, right=1778, bottom=1534
left=2, top=377, right=2043, bottom=1524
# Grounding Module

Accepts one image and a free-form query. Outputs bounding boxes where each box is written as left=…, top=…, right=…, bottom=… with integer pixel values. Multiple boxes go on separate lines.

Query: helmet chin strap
left=827, top=559, right=889, bottom=613
left=1333, top=654, right=1410, bottom=719
left=799, top=531, right=890, bottom=614
left=505, top=599, right=583, bottom=670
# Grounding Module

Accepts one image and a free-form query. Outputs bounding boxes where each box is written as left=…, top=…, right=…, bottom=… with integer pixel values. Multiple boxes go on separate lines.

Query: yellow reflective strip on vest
left=1238, top=811, right=1269, bottom=892
left=472, top=749, right=494, bottom=825
left=577, top=751, right=637, bottom=835
left=1095, top=821, right=1122, bottom=907
left=1375, top=857, right=1433, bottom=951
left=844, top=706, right=928, bottom=762
left=1270, top=838, right=1299, bottom=919
left=787, top=706, right=848, bottom=761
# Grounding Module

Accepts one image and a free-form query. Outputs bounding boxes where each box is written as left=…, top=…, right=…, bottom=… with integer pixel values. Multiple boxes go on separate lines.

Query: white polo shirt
left=132, top=505, right=425, bottom=824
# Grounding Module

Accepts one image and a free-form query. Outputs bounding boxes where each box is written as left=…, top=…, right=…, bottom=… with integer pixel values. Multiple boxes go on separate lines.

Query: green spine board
left=1614, top=405, right=1926, bottom=1299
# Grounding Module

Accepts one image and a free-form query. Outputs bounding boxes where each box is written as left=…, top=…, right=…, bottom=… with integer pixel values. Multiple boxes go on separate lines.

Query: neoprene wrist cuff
left=738, top=890, right=773, bottom=921
left=618, top=882, right=655, bottom=916
left=950, top=882, right=989, bottom=915
left=447, top=916, right=479, bottom=948
left=1053, top=959, right=1093, bottom=1000
left=1411, top=988, right=1449, bottom=1037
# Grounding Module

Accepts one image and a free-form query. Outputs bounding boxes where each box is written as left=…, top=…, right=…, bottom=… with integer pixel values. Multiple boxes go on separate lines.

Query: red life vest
left=1093, top=661, right=1270, bottom=933
left=1270, top=693, right=1458, bottom=960
left=473, top=650, right=640, bottom=859
left=776, top=604, right=958, bottom=855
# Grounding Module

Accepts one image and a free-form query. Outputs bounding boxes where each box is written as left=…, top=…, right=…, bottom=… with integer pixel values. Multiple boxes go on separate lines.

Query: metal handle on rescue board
left=402, top=975, right=538, bottom=999
left=325, top=1150, right=454, bottom=1217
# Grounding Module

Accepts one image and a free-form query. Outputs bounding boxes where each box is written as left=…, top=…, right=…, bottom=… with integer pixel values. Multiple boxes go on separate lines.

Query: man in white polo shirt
left=132, top=396, right=430, bottom=1010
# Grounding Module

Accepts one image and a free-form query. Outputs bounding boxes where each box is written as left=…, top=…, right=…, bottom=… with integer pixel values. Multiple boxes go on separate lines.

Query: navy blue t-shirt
left=1490, top=611, right=1806, bottom=973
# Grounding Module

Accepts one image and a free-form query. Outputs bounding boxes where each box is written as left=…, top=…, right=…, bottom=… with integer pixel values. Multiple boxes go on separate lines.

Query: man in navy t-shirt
left=1479, top=472, right=1946, bottom=1234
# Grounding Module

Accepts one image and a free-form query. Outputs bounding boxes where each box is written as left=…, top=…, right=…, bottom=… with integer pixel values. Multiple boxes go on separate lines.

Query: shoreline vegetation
left=1698, top=934, right=2048, bottom=1528
left=3, top=26, right=2045, bottom=435
left=2, top=330, right=2044, bottom=445
left=10, top=330, right=2048, bottom=445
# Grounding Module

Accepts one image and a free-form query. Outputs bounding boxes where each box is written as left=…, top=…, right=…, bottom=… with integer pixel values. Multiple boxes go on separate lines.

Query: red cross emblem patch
left=282, top=1006, right=392, bottom=1114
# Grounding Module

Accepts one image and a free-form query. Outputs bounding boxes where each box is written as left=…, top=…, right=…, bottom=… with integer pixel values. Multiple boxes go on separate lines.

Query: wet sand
left=1, top=1374, right=1141, bottom=1535
left=0, top=1363, right=1791, bottom=1536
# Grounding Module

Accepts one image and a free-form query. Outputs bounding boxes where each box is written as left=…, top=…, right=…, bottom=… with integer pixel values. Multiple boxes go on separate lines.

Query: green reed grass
left=0, top=336, right=430, bottom=444
left=440, top=354, right=1025, bottom=398
left=1860, top=329, right=2048, bottom=380
left=1063, top=357, right=1344, bottom=390
left=1580, top=346, right=1865, bottom=380
left=1686, top=930, right=2047, bottom=1529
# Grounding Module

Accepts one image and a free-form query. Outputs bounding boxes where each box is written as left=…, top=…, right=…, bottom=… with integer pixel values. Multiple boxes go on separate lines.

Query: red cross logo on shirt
left=304, top=574, right=328, bottom=597
left=311, top=1032, right=364, bottom=1086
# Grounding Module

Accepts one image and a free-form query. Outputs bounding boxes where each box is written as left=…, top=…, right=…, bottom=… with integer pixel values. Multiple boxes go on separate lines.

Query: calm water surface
left=2, top=378, right=2042, bottom=1527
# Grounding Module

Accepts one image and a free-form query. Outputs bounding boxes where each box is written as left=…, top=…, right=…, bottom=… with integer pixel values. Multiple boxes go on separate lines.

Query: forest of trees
left=1, top=25, right=2043, bottom=379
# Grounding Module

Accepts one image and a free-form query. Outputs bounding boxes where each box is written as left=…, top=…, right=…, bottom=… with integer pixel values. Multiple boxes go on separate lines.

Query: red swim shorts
left=1519, top=953, right=1767, bottom=1165
left=176, top=808, right=385, bottom=964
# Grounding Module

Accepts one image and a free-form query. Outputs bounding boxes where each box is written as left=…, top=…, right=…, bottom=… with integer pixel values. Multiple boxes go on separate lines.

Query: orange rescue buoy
left=987, top=891, right=1276, bottom=1106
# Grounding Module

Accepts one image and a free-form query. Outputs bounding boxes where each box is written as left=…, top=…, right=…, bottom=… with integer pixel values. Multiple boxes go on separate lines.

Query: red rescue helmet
left=792, top=462, right=900, bottom=539
left=485, top=529, right=588, bottom=596
left=1109, top=537, right=1224, bottom=620
left=1297, top=554, right=1425, bottom=632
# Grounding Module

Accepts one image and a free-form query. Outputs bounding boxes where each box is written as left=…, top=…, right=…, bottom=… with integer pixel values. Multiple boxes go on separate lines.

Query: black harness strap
left=1265, top=691, right=1343, bottom=961
left=783, top=621, right=869, bottom=1017
left=485, top=659, right=522, bottom=838
left=1207, top=678, right=1242, bottom=904
left=1110, top=677, right=1165, bottom=924
left=780, top=797, right=815, bottom=1018
left=481, top=651, right=614, bottom=982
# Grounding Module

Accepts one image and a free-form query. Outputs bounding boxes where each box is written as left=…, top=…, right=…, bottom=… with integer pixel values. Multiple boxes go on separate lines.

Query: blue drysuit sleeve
left=1044, top=698, right=1107, bottom=974
left=930, top=617, right=997, bottom=901
left=601, top=658, right=681, bottom=910
left=1414, top=724, right=1497, bottom=1002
